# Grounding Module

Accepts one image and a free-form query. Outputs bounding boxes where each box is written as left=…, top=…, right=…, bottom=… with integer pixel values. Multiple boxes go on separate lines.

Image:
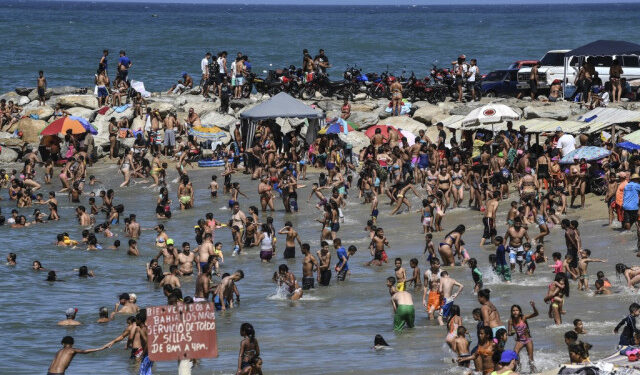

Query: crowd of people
left=5, top=48, right=640, bottom=375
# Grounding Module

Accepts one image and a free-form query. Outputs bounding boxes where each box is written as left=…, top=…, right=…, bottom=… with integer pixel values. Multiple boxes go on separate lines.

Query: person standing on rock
left=99, top=49, right=109, bottom=75
left=117, top=50, right=132, bottom=82
left=201, top=51, right=211, bottom=96
left=96, top=69, right=109, bottom=107
left=37, top=70, right=47, bottom=106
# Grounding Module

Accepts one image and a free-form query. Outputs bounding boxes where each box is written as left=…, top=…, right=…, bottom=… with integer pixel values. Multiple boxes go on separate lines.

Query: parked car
left=517, top=50, right=640, bottom=93
left=507, top=60, right=539, bottom=70
left=481, top=69, right=519, bottom=97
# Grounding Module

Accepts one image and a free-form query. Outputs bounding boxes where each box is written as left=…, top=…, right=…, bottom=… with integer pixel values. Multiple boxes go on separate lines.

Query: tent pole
left=562, top=56, right=568, bottom=100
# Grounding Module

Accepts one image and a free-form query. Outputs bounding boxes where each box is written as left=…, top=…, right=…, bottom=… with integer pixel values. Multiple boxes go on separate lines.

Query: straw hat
left=631, top=173, right=640, bottom=181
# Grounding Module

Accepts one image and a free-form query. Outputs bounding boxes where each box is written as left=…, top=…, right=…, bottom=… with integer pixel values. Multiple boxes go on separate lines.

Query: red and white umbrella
left=461, top=103, right=520, bottom=128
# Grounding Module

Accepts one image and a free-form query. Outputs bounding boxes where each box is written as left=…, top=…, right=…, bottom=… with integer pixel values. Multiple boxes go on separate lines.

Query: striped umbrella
left=189, top=126, right=229, bottom=141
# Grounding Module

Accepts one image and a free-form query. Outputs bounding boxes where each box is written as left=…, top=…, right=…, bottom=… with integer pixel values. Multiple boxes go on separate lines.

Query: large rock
left=15, top=87, right=34, bottom=96
left=23, top=105, right=54, bottom=121
left=379, top=116, right=427, bottom=134
left=349, top=111, right=379, bottom=129
left=66, top=107, right=96, bottom=121
left=182, top=101, right=220, bottom=115
left=412, top=104, right=445, bottom=125
left=0, top=91, right=22, bottom=103
left=28, top=88, right=53, bottom=101
left=148, top=101, right=175, bottom=116
left=276, top=117, right=306, bottom=134
left=350, top=101, right=378, bottom=112
left=50, top=86, right=83, bottom=96
left=229, top=98, right=252, bottom=110
left=130, top=117, right=145, bottom=132
left=112, top=107, right=134, bottom=122
left=449, top=104, right=481, bottom=116
left=57, top=95, right=98, bottom=110
left=523, top=105, right=571, bottom=120
left=338, top=131, right=370, bottom=152
left=18, top=96, right=30, bottom=106
left=16, top=118, right=47, bottom=143
left=199, top=111, right=237, bottom=130
left=91, top=115, right=111, bottom=145
left=0, top=147, right=18, bottom=163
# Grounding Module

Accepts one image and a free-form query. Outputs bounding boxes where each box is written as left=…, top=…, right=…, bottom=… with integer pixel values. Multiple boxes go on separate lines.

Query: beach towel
left=131, top=80, right=151, bottom=98
left=114, top=104, right=130, bottom=113
left=97, top=106, right=110, bottom=115
left=29, top=114, right=39, bottom=120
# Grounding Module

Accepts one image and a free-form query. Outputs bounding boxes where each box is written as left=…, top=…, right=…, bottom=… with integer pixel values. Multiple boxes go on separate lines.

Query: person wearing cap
left=493, top=350, right=520, bottom=374
left=555, top=127, right=575, bottom=157
left=154, top=236, right=176, bottom=265
left=168, top=72, right=193, bottom=95
left=114, top=293, right=139, bottom=315
left=622, top=174, right=640, bottom=241
left=58, top=308, right=81, bottom=326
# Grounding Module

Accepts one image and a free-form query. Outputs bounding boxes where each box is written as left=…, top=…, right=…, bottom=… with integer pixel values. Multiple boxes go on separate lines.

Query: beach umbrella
left=364, top=124, right=398, bottom=139
left=398, top=129, right=416, bottom=146
left=41, top=116, right=97, bottom=136
left=461, top=103, right=520, bottom=129
left=318, top=120, right=355, bottom=135
left=559, top=146, right=611, bottom=164
left=189, top=126, right=229, bottom=141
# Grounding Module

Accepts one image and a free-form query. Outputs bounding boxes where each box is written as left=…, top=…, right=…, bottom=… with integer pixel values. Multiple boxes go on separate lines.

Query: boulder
left=523, top=105, right=571, bottom=120
left=148, top=101, right=174, bottom=116
left=412, top=104, right=445, bottom=125
left=174, top=95, right=209, bottom=107
left=353, top=93, right=367, bottom=101
left=23, top=105, right=54, bottom=121
left=0, top=91, right=22, bottom=103
left=28, top=88, right=53, bottom=101
left=349, top=111, right=379, bottom=129
left=0, top=147, right=18, bottom=163
left=50, top=86, right=85, bottom=96
left=57, top=95, right=98, bottom=110
left=449, top=104, right=481, bottom=116
left=229, top=98, right=252, bottom=110
left=15, top=87, right=34, bottom=96
left=16, top=117, right=47, bottom=143
left=130, top=117, right=145, bottom=132
left=183, top=101, right=220, bottom=115
left=66, top=107, right=96, bottom=122
left=91, top=116, right=111, bottom=145
left=112, top=107, right=134, bottom=122
left=0, top=137, right=26, bottom=147
left=18, top=96, right=30, bottom=106
left=199, top=111, right=237, bottom=130
left=378, top=107, right=392, bottom=119
left=276, top=118, right=306, bottom=134
left=350, top=101, right=378, bottom=112
left=379, top=116, right=427, bottom=134
left=338, top=131, right=370, bottom=152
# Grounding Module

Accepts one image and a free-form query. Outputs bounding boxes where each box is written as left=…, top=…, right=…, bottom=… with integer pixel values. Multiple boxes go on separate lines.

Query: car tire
left=485, top=91, right=496, bottom=98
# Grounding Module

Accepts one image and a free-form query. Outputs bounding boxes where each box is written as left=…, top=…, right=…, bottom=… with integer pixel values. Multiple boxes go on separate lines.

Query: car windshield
left=485, top=71, right=506, bottom=81
left=507, top=63, right=519, bottom=70
left=540, top=52, right=566, bottom=66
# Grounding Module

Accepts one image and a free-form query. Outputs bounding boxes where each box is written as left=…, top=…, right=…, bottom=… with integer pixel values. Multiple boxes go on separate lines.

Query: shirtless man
left=439, top=270, right=464, bottom=320
left=160, top=265, right=181, bottom=289
left=128, top=214, right=141, bottom=238
left=423, top=257, right=444, bottom=325
left=504, top=218, right=530, bottom=272
left=185, top=108, right=201, bottom=128
left=301, top=243, right=318, bottom=290
left=114, top=293, right=139, bottom=315
left=75, top=206, right=91, bottom=226
left=163, top=112, right=177, bottom=156
left=230, top=203, right=247, bottom=255
left=577, top=249, right=606, bottom=291
left=48, top=336, right=106, bottom=375
left=194, top=264, right=213, bottom=302
left=530, top=62, right=539, bottom=100
left=480, top=191, right=499, bottom=246
left=214, top=270, right=244, bottom=311
left=197, top=233, right=215, bottom=273
left=177, top=176, right=194, bottom=210
left=317, top=241, right=332, bottom=286
left=96, top=69, right=109, bottom=107
left=274, top=264, right=303, bottom=300
left=367, top=227, right=389, bottom=266
left=371, top=128, right=386, bottom=148
left=388, top=277, right=415, bottom=332
left=478, top=289, right=505, bottom=337
left=57, top=308, right=82, bottom=326
left=154, top=238, right=176, bottom=266
left=176, top=242, right=196, bottom=276
left=278, top=221, right=302, bottom=259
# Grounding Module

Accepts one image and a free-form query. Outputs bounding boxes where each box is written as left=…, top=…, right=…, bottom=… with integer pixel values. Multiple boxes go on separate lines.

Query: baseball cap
left=129, top=293, right=137, bottom=302
left=166, top=238, right=174, bottom=245
left=181, top=71, right=187, bottom=77
left=500, top=350, right=519, bottom=364
left=556, top=126, right=563, bottom=132
left=66, top=307, right=77, bottom=317
left=119, top=293, right=130, bottom=301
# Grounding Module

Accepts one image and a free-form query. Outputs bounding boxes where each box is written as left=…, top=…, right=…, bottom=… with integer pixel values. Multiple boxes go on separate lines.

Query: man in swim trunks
left=194, top=263, right=213, bottom=302
left=301, top=243, right=318, bottom=290
left=154, top=237, right=175, bottom=266
left=47, top=336, right=107, bottom=375
left=317, top=241, right=332, bottom=286
left=197, top=233, right=215, bottom=273
left=480, top=191, right=499, bottom=246
left=278, top=221, right=302, bottom=259
left=176, top=242, right=196, bottom=276
left=439, top=270, right=464, bottom=320
left=336, top=242, right=356, bottom=282
left=423, top=257, right=444, bottom=325
left=504, top=218, right=529, bottom=273
left=388, top=277, right=415, bottom=332
left=478, top=289, right=505, bottom=336
left=214, top=270, right=244, bottom=311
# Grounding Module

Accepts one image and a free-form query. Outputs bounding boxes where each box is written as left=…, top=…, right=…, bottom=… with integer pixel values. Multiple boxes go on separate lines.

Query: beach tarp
left=566, top=40, right=640, bottom=57
left=513, top=119, right=590, bottom=134
left=617, top=141, right=640, bottom=150
left=240, top=92, right=323, bottom=147
left=578, top=107, right=640, bottom=128
left=624, top=129, right=640, bottom=144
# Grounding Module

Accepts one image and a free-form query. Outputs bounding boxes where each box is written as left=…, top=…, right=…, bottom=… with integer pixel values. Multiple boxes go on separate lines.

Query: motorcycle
left=300, top=73, right=355, bottom=100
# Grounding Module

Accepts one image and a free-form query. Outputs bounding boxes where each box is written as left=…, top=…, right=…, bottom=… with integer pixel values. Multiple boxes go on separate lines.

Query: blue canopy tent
left=617, top=141, right=640, bottom=151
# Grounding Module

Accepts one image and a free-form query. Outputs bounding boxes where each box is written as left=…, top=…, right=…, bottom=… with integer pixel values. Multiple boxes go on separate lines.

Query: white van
left=517, top=50, right=640, bottom=92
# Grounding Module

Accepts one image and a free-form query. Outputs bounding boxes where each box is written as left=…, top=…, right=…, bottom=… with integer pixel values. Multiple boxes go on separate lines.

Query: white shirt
left=556, top=133, right=576, bottom=156
left=201, top=58, right=209, bottom=75
left=217, top=57, right=226, bottom=74
left=468, top=66, right=478, bottom=82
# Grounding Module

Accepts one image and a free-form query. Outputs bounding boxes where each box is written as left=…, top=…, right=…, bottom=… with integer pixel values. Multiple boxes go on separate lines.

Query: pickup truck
left=517, top=50, right=640, bottom=93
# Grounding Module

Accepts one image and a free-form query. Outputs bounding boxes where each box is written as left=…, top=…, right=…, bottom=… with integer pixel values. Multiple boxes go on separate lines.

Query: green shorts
left=394, top=304, right=415, bottom=332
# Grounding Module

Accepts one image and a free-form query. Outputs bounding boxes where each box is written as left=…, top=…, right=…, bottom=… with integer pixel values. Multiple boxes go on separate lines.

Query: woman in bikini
left=507, top=301, right=538, bottom=372
left=21, top=159, right=41, bottom=191
left=438, top=225, right=465, bottom=266
left=450, top=163, right=465, bottom=208
left=237, top=323, right=262, bottom=375
left=390, top=180, right=422, bottom=215
left=610, top=59, right=623, bottom=103
left=544, top=273, right=569, bottom=324
left=59, top=158, right=74, bottom=193
left=119, top=148, right=134, bottom=187
left=458, top=326, right=495, bottom=374
left=437, top=165, right=452, bottom=210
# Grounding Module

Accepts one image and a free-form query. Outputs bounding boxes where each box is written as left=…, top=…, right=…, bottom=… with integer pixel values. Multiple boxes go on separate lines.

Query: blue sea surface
left=1, top=1, right=639, bottom=93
